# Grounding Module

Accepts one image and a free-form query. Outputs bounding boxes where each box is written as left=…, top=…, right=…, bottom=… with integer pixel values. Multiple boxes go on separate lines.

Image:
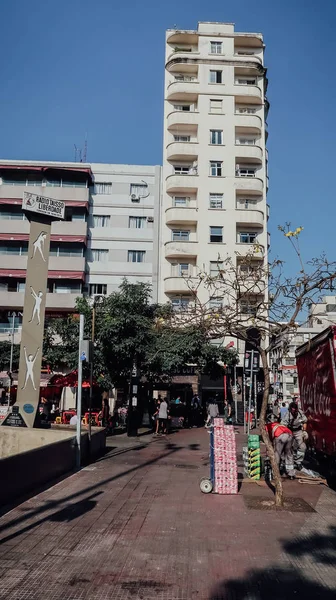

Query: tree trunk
left=259, top=348, right=284, bottom=507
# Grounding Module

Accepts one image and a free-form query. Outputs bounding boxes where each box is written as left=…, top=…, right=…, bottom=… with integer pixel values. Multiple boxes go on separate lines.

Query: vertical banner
left=2, top=218, right=51, bottom=427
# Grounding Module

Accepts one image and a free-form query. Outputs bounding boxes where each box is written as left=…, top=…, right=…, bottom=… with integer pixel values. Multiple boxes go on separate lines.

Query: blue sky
left=1, top=0, right=335, bottom=266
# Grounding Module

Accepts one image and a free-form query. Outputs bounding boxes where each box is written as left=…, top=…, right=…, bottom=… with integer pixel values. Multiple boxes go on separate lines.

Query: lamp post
left=7, top=311, right=21, bottom=407
left=88, top=295, right=104, bottom=442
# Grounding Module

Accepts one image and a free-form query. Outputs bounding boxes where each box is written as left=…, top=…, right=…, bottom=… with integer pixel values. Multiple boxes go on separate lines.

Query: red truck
left=296, top=325, right=336, bottom=464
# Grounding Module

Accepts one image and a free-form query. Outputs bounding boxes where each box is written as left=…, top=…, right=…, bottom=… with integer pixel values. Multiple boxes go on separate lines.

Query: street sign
left=244, top=350, right=260, bottom=373
left=22, top=192, right=65, bottom=220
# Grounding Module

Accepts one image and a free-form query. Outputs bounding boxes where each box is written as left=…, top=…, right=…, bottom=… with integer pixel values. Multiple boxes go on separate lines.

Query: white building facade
left=308, top=295, right=336, bottom=329
left=88, top=164, right=162, bottom=299
left=158, top=22, right=269, bottom=311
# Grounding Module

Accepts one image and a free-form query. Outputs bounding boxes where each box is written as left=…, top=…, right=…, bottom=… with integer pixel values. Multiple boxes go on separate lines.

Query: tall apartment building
left=308, top=295, right=336, bottom=328
left=0, top=160, right=161, bottom=342
left=158, top=22, right=269, bottom=313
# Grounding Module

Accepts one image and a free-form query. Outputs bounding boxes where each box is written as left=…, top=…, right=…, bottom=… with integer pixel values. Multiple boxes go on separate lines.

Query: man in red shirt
left=266, top=422, right=295, bottom=479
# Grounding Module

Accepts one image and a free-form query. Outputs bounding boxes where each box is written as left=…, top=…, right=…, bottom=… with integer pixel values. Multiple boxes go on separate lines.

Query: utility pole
left=247, top=350, right=254, bottom=435
left=76, top=313, right=84, bottom=469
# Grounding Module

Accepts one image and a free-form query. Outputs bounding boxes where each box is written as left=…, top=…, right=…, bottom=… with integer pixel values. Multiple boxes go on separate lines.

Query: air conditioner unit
left=147, top=216, right=154, bottom=223
left=131, top=194, right=140, bottom=202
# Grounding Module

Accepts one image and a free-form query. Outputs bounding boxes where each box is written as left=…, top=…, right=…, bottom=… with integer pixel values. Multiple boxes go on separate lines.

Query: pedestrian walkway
left=0, top=427, right=335, bottom=599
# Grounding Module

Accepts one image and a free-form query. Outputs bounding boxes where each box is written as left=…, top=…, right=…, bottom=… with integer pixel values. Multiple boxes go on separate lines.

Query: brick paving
left=0, top=427, right=335, bottom=599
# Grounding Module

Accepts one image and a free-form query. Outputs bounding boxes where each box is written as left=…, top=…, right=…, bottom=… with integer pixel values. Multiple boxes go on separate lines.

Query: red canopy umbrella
left=48, top=370, right=98, bottom=388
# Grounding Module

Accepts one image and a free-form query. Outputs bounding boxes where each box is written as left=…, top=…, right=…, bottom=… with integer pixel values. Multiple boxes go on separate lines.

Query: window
left=17, top=282, right=25, bottom=292
left=174, top=165, right=192, bottom=175
left=128, top=250, right=146, bottom=263
left=53, top=283, right=82, bottom=294
left=46, top=179, right=61, bottom=187
left=236, top=106, right=257, bottom=114
left=238, top=232, right=258, bottom=244
left=62, top=180, right=86, bottom=188
left=209, top=70, right=222, bottom=84
left=236, top=78, right=257, bottom=85
left=174, top=196, right=189, bottom=207
left=236, top=51, right=255, bottom=56
left=0, top=210, right=26, bottom=220
left=286, top=384, right=295, bottom=394
left=93, top=215, right=110, bottom=227
left=210, top=261, right=224, bottom=276
left=209, top=193, right=223, bottom=209
left=174, top=135, right=191, bottom=142
left=172, top=263, right=190, bottom=276
left=210, top=226, right=223, bottom=243
left=175, top=75, right=197, bottom=82
left=209, top=297, right=223, bottom=309
left=210, top=161, right=222, bottom=177
left=173, top=104, right=191, bottom=111
left=72, top=212, right=86, bottom=221
left=89, top=283, right=107, bottom=296
left=129, top=216, right=146, bottom=229
left=172, top=230, right=190, bottom=241
left=239, top=263, right=259, bottom=277
left=93, top=182, right=112, bottom=195
left=171, top=297, right=190, bottom=311
left=210, top=99, right=223, bottom=113
left=236, top=138, right=256, bottom=145
left=210, top=41, right=222, bottom=54
left=130, top=183, right=148, bottom=197
left=0, top=243, right=27, bottom=255
left=236, top=167, right=257, bottom=177
left=210, top=130, right=223, bottom=145
left=240, top=300, right=258, bottom=316
left=50, top=244, right=83, bottom=257
left=92, top=249, right=109, bottom=262
left=236, top=198, right=258, bottom=209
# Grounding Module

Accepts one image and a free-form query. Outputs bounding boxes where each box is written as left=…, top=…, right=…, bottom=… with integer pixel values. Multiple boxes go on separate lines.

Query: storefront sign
left=22, top=192, right=65, bottom=220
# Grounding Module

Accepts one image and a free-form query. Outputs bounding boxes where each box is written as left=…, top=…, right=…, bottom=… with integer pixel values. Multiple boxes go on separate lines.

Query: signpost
left=2, top=192, right=65, bottom=428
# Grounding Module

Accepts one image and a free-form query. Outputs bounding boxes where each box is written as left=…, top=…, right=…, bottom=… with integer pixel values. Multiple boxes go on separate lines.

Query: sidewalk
left=0, top=427, right=335, bottom=599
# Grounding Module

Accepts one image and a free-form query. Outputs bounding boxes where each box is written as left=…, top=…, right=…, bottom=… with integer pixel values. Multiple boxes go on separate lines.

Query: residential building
left=308, top=295, right=336, bottom=328
left=270, top=327, right=321, bottom=403
left=0, top=160, right=161, bottom=342
left=158, top=21, right=269, bottom=366
left=88, top=163, right=161, bottom=299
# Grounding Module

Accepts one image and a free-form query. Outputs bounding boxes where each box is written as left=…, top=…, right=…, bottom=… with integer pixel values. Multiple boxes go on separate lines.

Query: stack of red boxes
left=213, top=418, right=238, bottom=494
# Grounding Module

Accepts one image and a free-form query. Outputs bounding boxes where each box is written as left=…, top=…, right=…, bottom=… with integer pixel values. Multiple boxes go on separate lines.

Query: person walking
left=223, top=399, right=232, bottom=424
left=266, top=421, right=296, bottom=479
left=280, top=401, right=288, bottom=421
left=153, top=397, right=161, bottom=435
left=205, top=398, right=219, bottom=427
left=281, top=401, right=308, bottom=470
left=158, top=397, right=169, bottom=435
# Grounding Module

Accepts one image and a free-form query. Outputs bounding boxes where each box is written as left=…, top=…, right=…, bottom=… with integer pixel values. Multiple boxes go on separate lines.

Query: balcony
left=0, top=184, right=89, bottom=204
left=236, top=210, right=264, bottom=227
left=0, top=291, right=79, bottom=311
left=165, top=206, right=197, bottom=225
left=0, top=255, right=85, bottom=272
left=164, top=276, right=197, bottom=294
left=235, top=145, right=263, bottom=162
left=166, top=142, right=198, bottom=162
left=233, top=53, right=263, bottom=66
left=165, top=241, right=198, bottom=259
left=234, top=85, right=262, bottom=103
left=167, top=111, right=199, bottom=131
left=235, top=243, right=265, bottom=258
left=166, top=80, right=199, bottom=101
left=235, top=113, right=262, bottom=132
left=0, top=219, right=87, bottom=239
left=166, top=31, right=199, bottom=46
left=234, top=177, right=263, bottom=194
left=166, top=174, right=198, bottom=194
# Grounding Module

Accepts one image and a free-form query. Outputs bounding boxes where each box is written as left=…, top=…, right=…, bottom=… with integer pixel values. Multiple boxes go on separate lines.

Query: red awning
left=0, top=268, right=85, bottom=280
left=48, top=370, right=98, bottom=388
left=0, top=198, right=88, bottom=208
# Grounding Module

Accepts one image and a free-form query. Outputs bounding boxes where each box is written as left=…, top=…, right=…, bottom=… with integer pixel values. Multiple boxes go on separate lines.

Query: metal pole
left=234, top=366, right=238, bottom=424
left=243, top=372, right=246, bottom=434
left=8, top=312, right=15, bottom=408
left=76, top=313, right=84, bottom=470
left=88, top=305, right=95, bottom=443
left=247, top=350, right=254, bottom=435
left=254, top=372, right=257, bottom=428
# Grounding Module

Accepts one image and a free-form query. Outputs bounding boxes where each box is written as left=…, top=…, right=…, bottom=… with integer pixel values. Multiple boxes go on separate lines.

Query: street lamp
left=87, top=295, right=104, bottom=441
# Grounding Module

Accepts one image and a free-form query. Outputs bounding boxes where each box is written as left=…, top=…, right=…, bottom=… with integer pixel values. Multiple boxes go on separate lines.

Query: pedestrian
left=175, top=396, right=181, bottom=405
left=272, top=399, right=280, bottom=421
left=281, top=401, right=308, bottom=470
left=100, top=397, right=110, bottom=428
left=191, top=394, right=201, bottom=427
left=158, top=397, right=169, bottom=435
left=205, top=398, right=219, bottom=427
left=153, top=397, right=161, bottom=435
left=266, top=420, right=296, bottom=479
left=280, top=401, right=288, bottom=421
left=224, top=398, right=232, bottom=424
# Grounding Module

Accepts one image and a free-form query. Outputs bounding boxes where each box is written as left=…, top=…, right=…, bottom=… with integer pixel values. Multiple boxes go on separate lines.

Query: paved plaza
left=0, top=427, right=335, bottom=599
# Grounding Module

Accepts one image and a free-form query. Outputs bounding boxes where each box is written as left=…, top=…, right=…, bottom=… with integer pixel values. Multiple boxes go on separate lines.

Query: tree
left=0, top=341, right=20, bottom=372
left=43, top=280, right=238, bottom=392
left=164, top=225, right=336, bottom=506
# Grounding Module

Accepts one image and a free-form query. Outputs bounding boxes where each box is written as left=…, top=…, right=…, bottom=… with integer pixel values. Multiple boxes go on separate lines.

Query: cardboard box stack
left=213, top=417, right=238, bottom=494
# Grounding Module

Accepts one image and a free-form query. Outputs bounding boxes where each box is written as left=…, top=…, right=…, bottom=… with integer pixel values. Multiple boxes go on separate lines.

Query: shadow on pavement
left=0, top=445, right=181, bottom=543
left=209, top=524, right=336, bottom=599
